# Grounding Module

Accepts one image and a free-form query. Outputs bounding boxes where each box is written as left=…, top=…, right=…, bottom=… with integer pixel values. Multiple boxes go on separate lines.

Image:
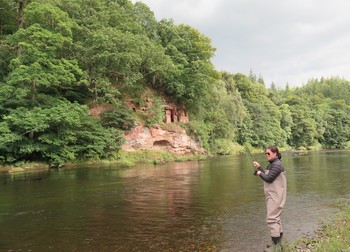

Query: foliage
left=185, top=120, right=211, bottom=151
left=233, top=73, right=286, bottom=148
left=0, top=0, right=17, bottom=36
left=0, top=100, right=124, bottom=166
left=1, top=0, right=350, bottom=166
left=210, top=138, right=237, bottom=155
left=145, top=95, right=165, bottom=127
left=101, top=106, right=135, bottom=130
left=155, top=20, right=219, bottom=112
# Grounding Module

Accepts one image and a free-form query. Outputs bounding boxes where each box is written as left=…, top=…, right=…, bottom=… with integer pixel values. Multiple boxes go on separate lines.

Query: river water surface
left=1, top=150, right=350, bottom=251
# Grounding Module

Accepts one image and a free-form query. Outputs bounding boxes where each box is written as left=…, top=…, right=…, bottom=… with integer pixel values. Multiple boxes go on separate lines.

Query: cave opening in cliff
left=153, top=140, right=172, bottom=148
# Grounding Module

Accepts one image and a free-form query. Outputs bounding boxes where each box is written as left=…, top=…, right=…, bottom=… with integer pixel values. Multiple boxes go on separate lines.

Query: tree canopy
left=1, top=0, right=350, bottom=166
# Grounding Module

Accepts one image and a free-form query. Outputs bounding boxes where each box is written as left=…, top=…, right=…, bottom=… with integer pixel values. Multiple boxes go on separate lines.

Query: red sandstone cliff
left=122, top=124, right=206, bottom=155
left=89, top=88, right=206, bottom=155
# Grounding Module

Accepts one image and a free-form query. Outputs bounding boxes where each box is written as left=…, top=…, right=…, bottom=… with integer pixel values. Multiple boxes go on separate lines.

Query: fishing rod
left=243, top=142, right=254, bottom=163
left=243, top=142, right=256, bottom=174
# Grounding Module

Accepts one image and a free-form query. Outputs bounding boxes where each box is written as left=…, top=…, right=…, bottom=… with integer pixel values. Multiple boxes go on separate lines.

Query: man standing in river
left=253, top=146, right=287, bottom=252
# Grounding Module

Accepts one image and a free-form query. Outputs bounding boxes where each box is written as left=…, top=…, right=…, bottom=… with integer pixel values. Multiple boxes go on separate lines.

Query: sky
left=132, top=0, right=350, bottom=87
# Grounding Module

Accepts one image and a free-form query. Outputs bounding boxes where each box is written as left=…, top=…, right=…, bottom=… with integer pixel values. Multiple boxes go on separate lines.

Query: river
left=1, top=150, right=349, bottom=251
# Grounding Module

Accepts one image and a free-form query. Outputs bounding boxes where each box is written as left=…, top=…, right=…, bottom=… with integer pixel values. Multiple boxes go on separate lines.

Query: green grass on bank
left=0, top=149, right=210, bottom=172
left=284, top=201, right=350, bottom=251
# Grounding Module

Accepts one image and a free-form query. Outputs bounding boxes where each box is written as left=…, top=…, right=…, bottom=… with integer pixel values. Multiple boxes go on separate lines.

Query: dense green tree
left=0, top=44, right=13, bottom=82
left=0, top=101, right=123, bottom=166
left=0, top=0, right=18, bottom=36
left=219, top=72, right=249, bottom=131
left=280, top=82, right=350, bottom=149
left=186, top=75, right=247, bottom=154
left=0, top=0, right=124, bottom=165
left=233, top=73, right=258, bottom=100
left=279, top=104, right=293, bottom=144
left=289, top=105, right=318, bottom=148
left=283, top=94, right=318, bottom=148
left=312, top=98, right=350, bottom=148
left=156, top=20, right=218, bottom=110
left=301, top=77, right=350, bottom=104
left=5, top=23, right=87, bottom=104
left=233, top=73, right=287, bottom=147
left=55, top=0, right=175, bottom=105
left=2, top=0, right=350, bottom=165
left=133, top=1, right=159, bottom=41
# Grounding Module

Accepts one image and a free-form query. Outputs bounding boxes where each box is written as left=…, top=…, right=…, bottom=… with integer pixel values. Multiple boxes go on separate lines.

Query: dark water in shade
left=0, top=150, right=349, bottom=251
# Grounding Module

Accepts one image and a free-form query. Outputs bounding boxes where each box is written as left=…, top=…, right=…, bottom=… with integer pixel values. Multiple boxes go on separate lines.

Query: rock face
left=89, top=89, right=201, bottom=155
left=122, top=125, right=206, bottom=155
left=163, top=104, right=188, bottom=124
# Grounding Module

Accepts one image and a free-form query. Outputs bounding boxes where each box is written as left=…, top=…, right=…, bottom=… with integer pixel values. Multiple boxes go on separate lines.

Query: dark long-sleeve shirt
left=256, top=157, right=284, bottom=183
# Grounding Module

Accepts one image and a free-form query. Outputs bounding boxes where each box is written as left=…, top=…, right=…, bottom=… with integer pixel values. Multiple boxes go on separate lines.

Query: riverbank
left=0, top=149, right=211, bottom=173
left=0, top=144, right=314, bottom=173
left=284, top=201, right=350, bottom=251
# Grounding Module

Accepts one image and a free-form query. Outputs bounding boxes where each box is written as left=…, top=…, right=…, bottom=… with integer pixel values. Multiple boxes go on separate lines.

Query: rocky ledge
left=122, top=125, right=206, bottom=155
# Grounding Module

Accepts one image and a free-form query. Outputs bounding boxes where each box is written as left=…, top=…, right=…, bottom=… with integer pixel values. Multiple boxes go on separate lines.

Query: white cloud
left=133, top=0, right=350, bottom=87
left=135, top=0, right=224, bottom=22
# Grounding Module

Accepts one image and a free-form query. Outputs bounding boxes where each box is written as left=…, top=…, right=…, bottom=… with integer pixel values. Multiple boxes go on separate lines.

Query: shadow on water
left=0, top=150, right=349, bottom=251
left=1, top=170, right=50, bottom=184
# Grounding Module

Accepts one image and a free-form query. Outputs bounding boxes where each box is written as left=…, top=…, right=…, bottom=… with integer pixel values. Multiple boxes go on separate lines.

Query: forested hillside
left=1, top=0, right=350, bottom=167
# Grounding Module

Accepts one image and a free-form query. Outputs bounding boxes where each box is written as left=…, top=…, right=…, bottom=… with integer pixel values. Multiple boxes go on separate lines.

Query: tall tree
left=0, top=0, right=124, bottom=165
left=0, top=0, right=18, bottom=35
left=156, top=20, right=218, bottom=110
left=233, top=73, right=287, bottom=147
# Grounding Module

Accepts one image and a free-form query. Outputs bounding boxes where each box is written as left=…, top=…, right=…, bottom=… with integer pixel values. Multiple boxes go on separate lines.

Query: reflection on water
left=0, top=150, right=350, bottom=251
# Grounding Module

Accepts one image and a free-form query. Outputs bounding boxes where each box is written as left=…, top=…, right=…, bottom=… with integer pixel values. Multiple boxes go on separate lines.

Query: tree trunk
left=16, top=0, right=30, bottom=28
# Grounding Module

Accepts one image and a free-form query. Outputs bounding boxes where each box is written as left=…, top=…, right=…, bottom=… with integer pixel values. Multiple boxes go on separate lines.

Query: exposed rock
left=88, top=89, right=195, bottom=155
left=123, top=87, right=189, bottom=125
left=122, top=125, right=206, bottom=155
left=88, top=104, right=113, bottom=118
left=163, top=103, right=189, bottom=124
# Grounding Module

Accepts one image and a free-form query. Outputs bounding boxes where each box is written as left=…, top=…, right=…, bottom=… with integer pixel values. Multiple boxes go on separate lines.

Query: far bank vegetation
left=1, top=0, right=350, bottom=168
